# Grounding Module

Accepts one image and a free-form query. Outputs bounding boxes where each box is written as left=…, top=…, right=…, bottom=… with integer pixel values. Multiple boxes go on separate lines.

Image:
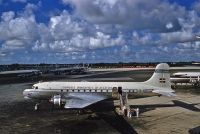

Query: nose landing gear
left=34, top=103, right=40, bottom=111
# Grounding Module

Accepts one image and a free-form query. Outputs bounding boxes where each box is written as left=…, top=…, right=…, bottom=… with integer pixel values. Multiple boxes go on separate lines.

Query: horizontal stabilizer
left=153, top=90, right=176, bottom=97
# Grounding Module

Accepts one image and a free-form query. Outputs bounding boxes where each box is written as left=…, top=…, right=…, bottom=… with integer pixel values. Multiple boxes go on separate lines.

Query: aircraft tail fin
left=144, top=63, right=171, bottom=88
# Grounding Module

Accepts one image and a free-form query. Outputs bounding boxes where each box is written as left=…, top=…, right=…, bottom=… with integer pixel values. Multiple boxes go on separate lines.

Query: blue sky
left=0, top=0, right=200, bottom=64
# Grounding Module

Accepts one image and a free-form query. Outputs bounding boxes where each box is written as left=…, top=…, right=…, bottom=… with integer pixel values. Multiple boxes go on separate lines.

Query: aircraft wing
left=152, top=88, right=176, bottom=97
left=64, top=93, right=107, bottom=109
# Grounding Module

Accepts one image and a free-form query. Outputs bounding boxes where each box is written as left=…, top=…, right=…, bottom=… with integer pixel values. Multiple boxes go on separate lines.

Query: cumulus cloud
left=32, top=10, right=125, bottom=53
left=49, top=11, right=85, bottom=40
left=179, top=41, right=200, bottom=50
left=23, top=3, right=39, bottom=16
left=132, top=32, right=158, bottom=45
left=63, top=0, right=185, bottom=32
left=1, top=11, right=15, bottom=22
left=0, top=12, right=39, bottom=51
left=159, top=10, right=200, bottom=44
left=193, top=0, right=200, bottom=14
left=1, top=0, right=200, bottom=63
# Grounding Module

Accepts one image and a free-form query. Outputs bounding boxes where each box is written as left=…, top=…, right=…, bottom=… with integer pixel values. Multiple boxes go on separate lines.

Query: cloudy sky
left=0, top=0, right=200, bottom=64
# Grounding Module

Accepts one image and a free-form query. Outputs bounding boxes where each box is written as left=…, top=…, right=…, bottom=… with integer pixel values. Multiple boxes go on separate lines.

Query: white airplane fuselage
left=171, top=72, right=200, bottom=86
left=23, top=81, right=161, bottom=100
left=173, top=72, right=200, bottom=77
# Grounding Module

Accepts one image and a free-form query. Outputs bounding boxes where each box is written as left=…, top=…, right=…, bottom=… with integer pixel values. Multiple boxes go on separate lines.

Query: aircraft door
left=112, top=87, right=118, bottom=99
left=118, top=87, right=122, bottom=95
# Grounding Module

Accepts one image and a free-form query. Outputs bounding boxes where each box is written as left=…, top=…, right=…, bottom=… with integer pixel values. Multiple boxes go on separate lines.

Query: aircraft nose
left=23, top=90, right=27, bottom=96
left=23, top=89, right=30, bottom=99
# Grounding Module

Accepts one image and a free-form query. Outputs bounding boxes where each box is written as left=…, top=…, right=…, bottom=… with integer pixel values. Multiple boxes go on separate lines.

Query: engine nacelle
left=50, top=95, right=65, bottom=107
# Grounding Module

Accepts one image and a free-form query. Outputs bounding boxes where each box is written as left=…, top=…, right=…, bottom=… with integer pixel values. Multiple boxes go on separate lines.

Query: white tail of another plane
left=144, top=63, right=171, bottom=88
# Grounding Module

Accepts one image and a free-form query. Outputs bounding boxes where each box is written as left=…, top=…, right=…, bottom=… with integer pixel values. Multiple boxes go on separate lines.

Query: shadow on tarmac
left=130, top=100, right=200, bottom=113
left=89, top=100, right=138, bottom=134
left=188, top=126, right=200, bottom=134
left=96, top=112, right=138, bottom=134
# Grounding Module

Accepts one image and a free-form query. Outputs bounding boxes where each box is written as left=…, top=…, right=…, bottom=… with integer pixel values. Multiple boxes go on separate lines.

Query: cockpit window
left=32, top=86, right=38, bottom=89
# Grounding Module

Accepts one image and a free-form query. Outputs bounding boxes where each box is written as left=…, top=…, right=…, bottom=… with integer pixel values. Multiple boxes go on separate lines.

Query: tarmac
left=0, top=69, right=200, bottom=134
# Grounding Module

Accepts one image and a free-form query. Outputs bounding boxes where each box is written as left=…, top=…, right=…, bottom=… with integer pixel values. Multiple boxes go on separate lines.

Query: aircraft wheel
left=196, top=83, right=200, bottom=87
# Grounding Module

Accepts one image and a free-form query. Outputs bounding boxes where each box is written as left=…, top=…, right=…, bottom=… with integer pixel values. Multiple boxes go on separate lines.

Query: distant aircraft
left=23, top=63, right=175, bottom=113
left=51, top=67, right=87, bottom=75
left=173, top=72, right=200, bottom=77
left=196, top=35, right=200, bottom=39
left=171, top=72, right=200, bottom=87
left=0, top=70, right=41, bottom=78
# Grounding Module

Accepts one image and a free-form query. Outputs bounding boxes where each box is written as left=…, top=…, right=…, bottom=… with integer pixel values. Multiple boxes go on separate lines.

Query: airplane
left=51, top=67, right=87, bottom=75
left=171, top=72, right=200, bottom=87
left=196, top=35, right=200, bottom=39
left=173, top=72, right=200, bottom=77
left=23, top=63, right=176, bottom=113
left=0, top=70, right=42, bottom=78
